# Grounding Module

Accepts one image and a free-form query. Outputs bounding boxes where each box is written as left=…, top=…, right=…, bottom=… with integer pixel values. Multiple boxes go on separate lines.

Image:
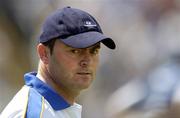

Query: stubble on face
left=47, top=40, right=100, bottom=95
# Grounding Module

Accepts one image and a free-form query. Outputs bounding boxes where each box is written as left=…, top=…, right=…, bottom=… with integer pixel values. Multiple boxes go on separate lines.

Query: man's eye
left=71, top=49, right=80, bottom=54
left=91, top=49, right=99, bottom=54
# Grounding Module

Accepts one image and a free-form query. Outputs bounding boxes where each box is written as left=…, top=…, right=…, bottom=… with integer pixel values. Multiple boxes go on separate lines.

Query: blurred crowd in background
left=1, top=0, right=180, bottom=118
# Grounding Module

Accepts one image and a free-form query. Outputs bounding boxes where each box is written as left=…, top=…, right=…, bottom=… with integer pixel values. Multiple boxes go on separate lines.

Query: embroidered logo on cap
left=84, top=21, right=97, bottom=27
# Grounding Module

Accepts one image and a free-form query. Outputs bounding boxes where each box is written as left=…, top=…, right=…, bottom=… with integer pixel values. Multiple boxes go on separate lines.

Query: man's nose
left=79, top=53, right=91, bottom=67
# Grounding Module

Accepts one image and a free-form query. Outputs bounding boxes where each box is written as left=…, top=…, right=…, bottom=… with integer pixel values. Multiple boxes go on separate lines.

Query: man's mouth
left=77, top=72, right=91, bottom=75
left=77, top=70, right=92, bottom=75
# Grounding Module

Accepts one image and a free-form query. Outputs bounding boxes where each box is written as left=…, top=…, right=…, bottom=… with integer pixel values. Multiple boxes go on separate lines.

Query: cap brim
left=61, top=31, right=116, bottom=49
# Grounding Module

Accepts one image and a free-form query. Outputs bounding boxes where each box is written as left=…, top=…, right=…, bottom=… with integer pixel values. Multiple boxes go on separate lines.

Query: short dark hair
left=42, top=38, right=57, bottom=55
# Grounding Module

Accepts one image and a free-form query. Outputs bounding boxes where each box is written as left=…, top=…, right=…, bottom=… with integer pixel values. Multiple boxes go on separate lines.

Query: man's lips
left=77, top=71, right=92, bottom=75
left=77, top=72, right=91, bottom=75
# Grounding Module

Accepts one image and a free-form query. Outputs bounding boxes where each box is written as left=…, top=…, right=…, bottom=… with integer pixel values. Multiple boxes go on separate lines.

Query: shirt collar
left=24, top=72, right=70, bottom=111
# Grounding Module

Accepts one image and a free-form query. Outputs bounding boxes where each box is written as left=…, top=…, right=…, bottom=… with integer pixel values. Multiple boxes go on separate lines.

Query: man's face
left=47, top=40, right=100, bottom=92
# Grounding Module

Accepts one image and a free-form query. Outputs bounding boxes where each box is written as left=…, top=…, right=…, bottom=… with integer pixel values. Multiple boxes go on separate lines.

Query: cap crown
left=40, top=7, right=103, bottom=43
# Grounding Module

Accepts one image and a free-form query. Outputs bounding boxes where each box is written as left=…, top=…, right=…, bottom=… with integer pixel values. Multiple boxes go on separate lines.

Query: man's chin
left=74, top=81, right=93, bottom=90
left=73, top=75, right=94, bottom=89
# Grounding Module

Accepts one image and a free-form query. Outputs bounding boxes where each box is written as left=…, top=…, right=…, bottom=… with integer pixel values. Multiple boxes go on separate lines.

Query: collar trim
left=24, top=72, right=70, bottom=110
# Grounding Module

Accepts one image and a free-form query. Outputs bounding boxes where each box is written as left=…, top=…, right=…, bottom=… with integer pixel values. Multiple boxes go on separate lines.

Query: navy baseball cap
left=39, top=6, right=116, bottom=49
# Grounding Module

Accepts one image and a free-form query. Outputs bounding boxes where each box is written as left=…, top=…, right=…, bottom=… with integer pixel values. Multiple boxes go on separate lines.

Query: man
left=0, top=6, right=115, bottom=118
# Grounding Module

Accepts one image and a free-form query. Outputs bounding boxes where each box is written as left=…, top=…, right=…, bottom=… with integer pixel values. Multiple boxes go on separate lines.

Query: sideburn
left=42, top=39, right=57, bottom=55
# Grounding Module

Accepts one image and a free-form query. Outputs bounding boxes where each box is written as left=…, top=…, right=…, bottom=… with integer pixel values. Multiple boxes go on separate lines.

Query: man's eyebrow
left=91, top=43, right=101, bottom=49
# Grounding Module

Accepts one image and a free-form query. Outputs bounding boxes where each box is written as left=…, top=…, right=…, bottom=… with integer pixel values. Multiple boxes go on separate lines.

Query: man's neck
left=37, top=65, right=79, bottom=105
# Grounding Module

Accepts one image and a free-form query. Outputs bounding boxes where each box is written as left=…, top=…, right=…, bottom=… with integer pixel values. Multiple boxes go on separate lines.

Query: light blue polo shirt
left=0, top=72, right=82, bottom=118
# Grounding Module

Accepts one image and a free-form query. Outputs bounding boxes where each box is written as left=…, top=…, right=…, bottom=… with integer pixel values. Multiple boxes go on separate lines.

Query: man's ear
left=37, top=43, right=50, bottom=65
